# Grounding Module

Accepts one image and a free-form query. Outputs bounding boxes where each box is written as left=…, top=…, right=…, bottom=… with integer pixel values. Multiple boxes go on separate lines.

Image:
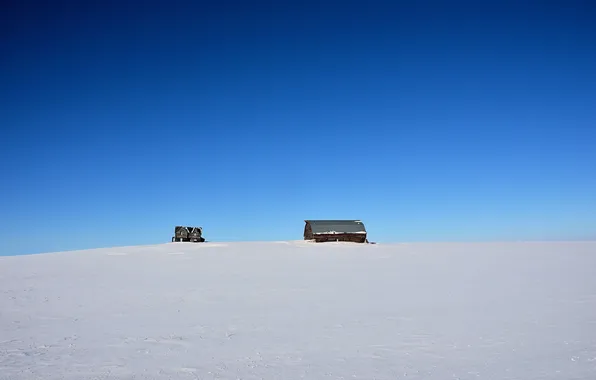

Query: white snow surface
left=1, top=240, right=596, bottom=379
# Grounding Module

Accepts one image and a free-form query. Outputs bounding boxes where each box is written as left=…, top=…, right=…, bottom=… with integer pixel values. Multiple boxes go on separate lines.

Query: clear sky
left=1, top=1, right=595, bottom=255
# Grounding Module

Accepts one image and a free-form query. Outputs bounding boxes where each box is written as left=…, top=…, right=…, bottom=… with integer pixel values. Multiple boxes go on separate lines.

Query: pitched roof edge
left=305, top=220, right=363, bottom=223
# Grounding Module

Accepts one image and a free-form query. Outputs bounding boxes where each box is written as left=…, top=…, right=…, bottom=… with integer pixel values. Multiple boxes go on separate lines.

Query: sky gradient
left=1, top=1, right=595, bottom=255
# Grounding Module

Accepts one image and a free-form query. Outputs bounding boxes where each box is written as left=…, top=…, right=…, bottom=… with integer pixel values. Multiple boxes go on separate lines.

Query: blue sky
left=1, top=1, right=595, bottom=255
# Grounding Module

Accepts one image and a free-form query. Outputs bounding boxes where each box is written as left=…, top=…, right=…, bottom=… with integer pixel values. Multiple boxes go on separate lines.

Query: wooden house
left=303, top=220, right=368, bottom=243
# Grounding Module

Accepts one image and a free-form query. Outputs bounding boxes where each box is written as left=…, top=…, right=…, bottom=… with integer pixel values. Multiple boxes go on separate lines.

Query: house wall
left=312, top=233, right=367, bottom=243
left=175, top=226, right=189, bottom=239
left=304, top=223, right=314, bottom=240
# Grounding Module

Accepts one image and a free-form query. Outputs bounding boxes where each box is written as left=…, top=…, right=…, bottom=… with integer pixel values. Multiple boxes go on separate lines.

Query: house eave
left=312, top=231, right=367, bottom=235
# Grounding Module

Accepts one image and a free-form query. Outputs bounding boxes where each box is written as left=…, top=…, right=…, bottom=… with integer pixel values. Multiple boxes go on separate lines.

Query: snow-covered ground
left=1, top=240, right=595, bottom=379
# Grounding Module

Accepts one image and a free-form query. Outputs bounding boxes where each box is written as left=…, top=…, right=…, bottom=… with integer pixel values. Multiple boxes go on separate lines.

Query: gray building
left=303, top=220, right=368, bottom=243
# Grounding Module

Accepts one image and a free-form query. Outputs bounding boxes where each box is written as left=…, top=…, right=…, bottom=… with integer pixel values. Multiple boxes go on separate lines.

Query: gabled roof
left=305, top=220, right=366, bottom=234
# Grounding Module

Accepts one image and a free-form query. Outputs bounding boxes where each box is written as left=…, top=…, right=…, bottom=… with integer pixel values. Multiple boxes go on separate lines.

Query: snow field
left=1, top=241, right=595, bottom=379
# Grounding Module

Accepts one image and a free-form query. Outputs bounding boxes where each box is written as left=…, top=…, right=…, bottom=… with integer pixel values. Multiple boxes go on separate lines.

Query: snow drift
left=1, top=240, right=595, bottom=379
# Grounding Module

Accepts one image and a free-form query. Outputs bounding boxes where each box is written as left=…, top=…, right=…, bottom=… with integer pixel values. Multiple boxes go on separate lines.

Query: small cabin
left=304, top=220, right=368, bottom=243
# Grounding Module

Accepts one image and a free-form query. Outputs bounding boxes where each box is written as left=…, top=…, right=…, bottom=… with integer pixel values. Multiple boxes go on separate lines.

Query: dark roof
left=305, top=220, right=366, bottom=234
